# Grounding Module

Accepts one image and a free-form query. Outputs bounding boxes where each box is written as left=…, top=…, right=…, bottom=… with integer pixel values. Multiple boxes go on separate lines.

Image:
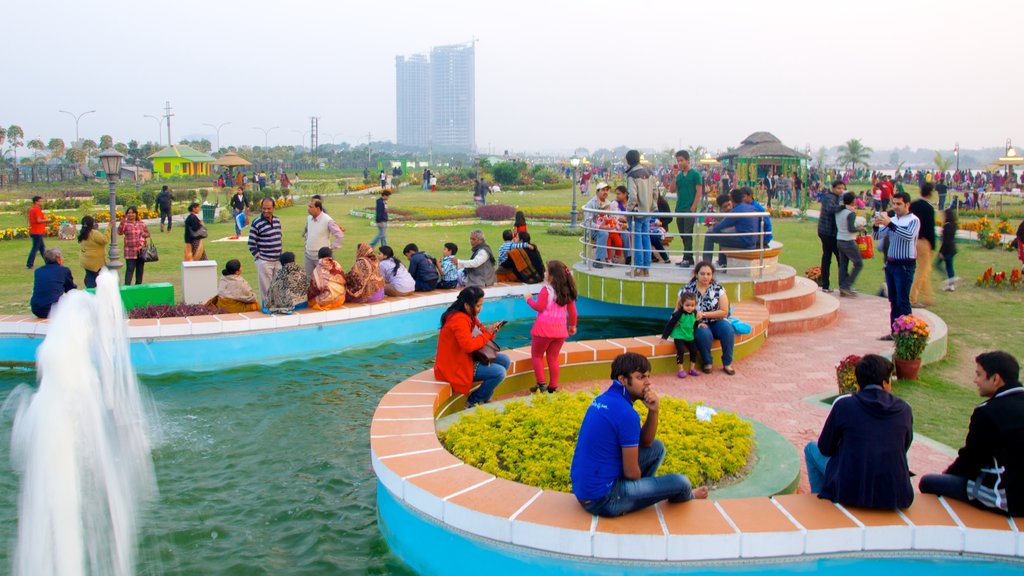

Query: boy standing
left=835, top=191, right=863, bottom=297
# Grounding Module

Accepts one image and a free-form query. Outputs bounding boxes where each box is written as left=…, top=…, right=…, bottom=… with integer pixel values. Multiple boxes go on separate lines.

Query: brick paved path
left=567, top=293, right=956, bottom=494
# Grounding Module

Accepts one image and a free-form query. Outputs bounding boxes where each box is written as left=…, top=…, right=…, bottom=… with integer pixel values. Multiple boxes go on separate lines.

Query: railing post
left=758, top=215, right=765, bottom=278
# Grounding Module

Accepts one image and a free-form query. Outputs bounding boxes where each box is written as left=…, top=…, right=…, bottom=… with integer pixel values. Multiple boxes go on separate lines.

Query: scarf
left=218, top=274, right=257, bottom=304
left=267, top=262, right=309, bottom=311
left=308, top=257, right=347, bottom=307
left=345, top=244, right=385, bottom=302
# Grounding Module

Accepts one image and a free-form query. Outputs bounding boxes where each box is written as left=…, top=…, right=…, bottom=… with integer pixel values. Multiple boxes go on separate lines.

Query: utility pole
left=163, top=101, right=175, bottom=146
left=310, top=116, right=319, bottom=162
left=367, top=132, right=373, bottom=164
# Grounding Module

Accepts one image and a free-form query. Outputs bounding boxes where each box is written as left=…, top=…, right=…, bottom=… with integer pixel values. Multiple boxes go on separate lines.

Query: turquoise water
left=0, top=316, right=664, bottom=575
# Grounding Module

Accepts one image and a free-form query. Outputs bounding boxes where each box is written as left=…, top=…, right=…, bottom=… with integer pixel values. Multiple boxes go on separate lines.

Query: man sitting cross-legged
left=570, top=352, right=708, bottom=517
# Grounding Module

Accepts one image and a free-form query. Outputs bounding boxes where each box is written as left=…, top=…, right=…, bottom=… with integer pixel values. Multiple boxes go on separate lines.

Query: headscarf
left=266, top=262, right=309, bottom=311
left=345, top=243, right=385, bottom=302
left=308, top=256, right=346, bottom=308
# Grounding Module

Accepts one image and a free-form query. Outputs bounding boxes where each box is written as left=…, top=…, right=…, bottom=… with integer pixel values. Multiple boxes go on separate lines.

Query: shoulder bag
left=470, top=325, right=500, bottom=365
left=141, top=238, right=160, bottom=262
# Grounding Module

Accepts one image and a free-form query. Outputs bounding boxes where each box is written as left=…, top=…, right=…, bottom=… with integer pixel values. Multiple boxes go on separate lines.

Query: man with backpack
left=403, top=243, right=440, bottom=292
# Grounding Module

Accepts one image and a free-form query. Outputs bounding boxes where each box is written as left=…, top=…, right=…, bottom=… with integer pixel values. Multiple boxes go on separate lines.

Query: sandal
left=702, top=365, right=713, bottom=375
left=723, top=366, right=736, bottom=376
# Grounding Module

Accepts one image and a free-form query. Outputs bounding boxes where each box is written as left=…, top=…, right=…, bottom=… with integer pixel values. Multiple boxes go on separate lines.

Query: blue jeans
left=590, top=229, right=609, bottom=260
left=694, top=319, right=735, bottom=367
left=370, top=223, right=388, bottom=248
left=470, top=352, right=510, bottom=405
left=702, top=233, right=750, bottom=268
left=26, top=233, right=46, bottom=268
left=629, top=217, right=651, bottom=269
left=582, top=440, right=695, bottom=517
left=414, top=279, right=436, bottom=292
left=938, top=253, right=955, bottom=279
left=804, top=441, right=830, bottom=494
left=919, top=473, right=969, bottom=503
left=884, top=261, right=916, bottom=328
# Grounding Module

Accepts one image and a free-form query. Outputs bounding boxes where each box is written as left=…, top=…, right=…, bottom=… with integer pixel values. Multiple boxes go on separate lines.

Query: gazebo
left=214, top=152, right=253, bottom=170
left=718, top=132, right=808, bottom=189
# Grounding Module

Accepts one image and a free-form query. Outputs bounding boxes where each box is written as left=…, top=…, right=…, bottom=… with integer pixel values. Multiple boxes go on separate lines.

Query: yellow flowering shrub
left=440, top=389, right=754, bottom=492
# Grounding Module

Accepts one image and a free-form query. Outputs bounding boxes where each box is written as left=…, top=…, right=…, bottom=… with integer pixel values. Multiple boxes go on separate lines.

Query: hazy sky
left=6, top=0, right=1023, bottom=155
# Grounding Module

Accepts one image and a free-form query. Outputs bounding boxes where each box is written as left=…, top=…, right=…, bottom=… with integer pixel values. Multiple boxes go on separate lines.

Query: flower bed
left=127, top=303, right=226, bottom=319
left=976, top=267, right=1023, bottom=289
left=440, top=389, right=754, bottom=493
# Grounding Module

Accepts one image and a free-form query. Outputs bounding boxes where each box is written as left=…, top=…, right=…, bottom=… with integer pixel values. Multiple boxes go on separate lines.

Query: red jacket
left=28, top=205, right=46, bottom=235
left=434, top=311, right=493, bottom=394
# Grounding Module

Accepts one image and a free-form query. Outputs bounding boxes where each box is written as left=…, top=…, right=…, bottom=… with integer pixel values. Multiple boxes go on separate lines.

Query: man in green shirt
left=670, top=150, right=704, bottom=267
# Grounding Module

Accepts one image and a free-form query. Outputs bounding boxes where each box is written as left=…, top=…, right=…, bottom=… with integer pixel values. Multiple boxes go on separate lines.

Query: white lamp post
left=99, top=148, right=124, bottom=277
left=570, top=156, right=581, bottom=229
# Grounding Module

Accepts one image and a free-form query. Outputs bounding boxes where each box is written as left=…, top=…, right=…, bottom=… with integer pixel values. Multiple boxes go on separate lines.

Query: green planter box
left=85, top=282, right=175, bottom=311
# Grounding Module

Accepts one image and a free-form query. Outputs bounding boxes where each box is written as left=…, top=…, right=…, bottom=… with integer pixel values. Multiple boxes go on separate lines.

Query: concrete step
left=756, top=276, right=818, bottom=314
left=768, top=291, right=840, bottom=335
left=754, top=264, right=796, bottom=296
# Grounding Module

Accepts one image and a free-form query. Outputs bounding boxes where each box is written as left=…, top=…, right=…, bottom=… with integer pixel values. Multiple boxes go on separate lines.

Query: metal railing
left=579, top=206, right=773, bottom=276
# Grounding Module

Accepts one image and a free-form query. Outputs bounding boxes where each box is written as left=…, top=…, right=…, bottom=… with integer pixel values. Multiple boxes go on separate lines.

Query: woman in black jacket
left=184, top=202, right=207, bottom=261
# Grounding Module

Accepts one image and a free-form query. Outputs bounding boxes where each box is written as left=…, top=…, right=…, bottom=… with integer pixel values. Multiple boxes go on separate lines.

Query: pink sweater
left=527, top=285, right=578, bottom=339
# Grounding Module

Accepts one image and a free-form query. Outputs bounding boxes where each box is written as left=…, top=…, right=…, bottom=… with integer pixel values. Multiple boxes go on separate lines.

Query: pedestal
left=181, top=260, right=218, bottom=304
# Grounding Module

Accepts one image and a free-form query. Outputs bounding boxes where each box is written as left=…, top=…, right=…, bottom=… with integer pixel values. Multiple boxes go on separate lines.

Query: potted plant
left=891, top=314, right=930, bottom=380
left=835, top=354, right=861, bottom=395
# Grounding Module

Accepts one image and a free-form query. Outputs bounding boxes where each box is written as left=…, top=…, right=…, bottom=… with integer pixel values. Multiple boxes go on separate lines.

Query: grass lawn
left=1, top=185, right=1020, bottom=447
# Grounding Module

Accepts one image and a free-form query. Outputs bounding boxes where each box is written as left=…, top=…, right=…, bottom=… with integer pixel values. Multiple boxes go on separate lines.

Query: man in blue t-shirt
left=570, top=353, right=707, bottom=517
left=700, top=188, right=760, bottom=268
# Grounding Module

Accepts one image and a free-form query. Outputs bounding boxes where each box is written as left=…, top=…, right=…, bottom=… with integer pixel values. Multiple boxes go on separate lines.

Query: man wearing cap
left=583, top=183, right=612, bottom=268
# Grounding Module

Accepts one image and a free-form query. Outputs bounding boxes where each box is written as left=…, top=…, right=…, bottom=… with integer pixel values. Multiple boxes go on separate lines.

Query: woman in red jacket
left=435, top=286, right=510, bottom=407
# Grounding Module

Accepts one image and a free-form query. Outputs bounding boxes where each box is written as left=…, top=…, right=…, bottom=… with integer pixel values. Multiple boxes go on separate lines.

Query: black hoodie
left=817, top=386, right=914, bottom=509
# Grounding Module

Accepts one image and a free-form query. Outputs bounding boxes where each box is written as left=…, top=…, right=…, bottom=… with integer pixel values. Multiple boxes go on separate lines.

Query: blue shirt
left=30, top=263, right=76, bottom=310
left=710, top=202, right=759, bottom=249
left=750, top=200, right=773, bottom=244
left=570, top=381, right=640, bottom=501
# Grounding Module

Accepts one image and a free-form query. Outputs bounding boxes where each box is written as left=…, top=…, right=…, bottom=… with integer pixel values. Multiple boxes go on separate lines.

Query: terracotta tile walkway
left=563, top=293, right=956, bottom=494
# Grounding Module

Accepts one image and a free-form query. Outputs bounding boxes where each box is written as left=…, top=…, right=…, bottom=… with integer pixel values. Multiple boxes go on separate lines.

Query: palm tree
left=933, top=151, right=953, bottom=172
left=837, top=138, right=873, bottom=172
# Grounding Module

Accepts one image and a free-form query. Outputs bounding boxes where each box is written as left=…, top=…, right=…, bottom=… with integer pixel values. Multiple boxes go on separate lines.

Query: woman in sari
left=207, top=259, right=259, bottom=312
left=265, top=252, right=309, bottom=313
left=500, top=231, right=545, bottom=284
left=346, top=243, right=386, bottom=303
left=308, top=247, right=347, bottom=310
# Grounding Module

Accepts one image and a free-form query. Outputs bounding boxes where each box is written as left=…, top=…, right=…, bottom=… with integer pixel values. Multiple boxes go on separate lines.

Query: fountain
left=6, top=270, right=157, bottom=576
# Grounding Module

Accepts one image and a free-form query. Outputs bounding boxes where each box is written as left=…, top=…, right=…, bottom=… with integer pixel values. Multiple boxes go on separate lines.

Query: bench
left=722, top=241, right=784, bottom=277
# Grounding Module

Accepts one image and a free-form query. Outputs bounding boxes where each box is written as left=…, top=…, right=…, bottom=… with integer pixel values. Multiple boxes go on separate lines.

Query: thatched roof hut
left=717, top=132, right=808, bottom=188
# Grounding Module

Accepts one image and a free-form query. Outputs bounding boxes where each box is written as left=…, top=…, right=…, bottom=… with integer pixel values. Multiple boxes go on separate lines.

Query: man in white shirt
left=303, top=198, right=345, bottom=277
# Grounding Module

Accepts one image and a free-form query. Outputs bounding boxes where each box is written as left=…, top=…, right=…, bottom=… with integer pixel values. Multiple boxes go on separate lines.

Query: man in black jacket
left=920, top=351, right=1024, bottom=516
left=403, top=243, right=439, bottom=292
left=804, top=354, right=914, bottom=509
left=817, top=180, right=845, bottom=292
left=909, top=183, right=936, bottom=307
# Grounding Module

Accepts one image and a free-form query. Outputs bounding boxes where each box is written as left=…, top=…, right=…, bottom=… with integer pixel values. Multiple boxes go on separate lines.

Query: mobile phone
left=496, top=320, right=509, bottom=329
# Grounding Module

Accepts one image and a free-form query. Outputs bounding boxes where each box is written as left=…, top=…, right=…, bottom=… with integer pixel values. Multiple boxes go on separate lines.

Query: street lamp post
left=203, top=121, right=231, bottom=152
left=144, top=115, right=163, bottom=146
left=569, top=156, right=581, bottom=229
left=954, top=142, right=959, bottom=174
left=59, top=109, right=96, bottom=146
left=98, top=148, right=124, bottom=279
left=253, top=126, right=279, bottom=149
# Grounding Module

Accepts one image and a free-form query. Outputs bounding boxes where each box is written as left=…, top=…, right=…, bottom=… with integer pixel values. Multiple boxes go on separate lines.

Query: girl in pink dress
left=524, top=260, right=578, bottom=393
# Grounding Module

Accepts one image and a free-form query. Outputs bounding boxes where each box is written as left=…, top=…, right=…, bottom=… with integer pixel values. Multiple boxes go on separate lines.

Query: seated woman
left=265, top=252, right=309, bottom=314
left=307, top=247, right=347, bottom=310
left=500, top=231, right=545, bottom=283
left=378, top=245, right=415, bottom=296
left=207, top=259, right=259, bottom=313
left=434, top=286, right=510, bottom=408
left=346, top=243, right=386, bottom=303
left=684, top=261, right=737, bottom=375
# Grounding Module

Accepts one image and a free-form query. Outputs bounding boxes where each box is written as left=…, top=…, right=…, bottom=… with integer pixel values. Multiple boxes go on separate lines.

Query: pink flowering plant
left=891, top=314, right=930, bottom=360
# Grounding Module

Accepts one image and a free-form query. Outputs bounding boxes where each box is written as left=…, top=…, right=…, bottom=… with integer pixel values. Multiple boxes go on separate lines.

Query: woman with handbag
left=117, top=206, right=151, bottom=285
left=434, top=286, right=510, bottom=408
left=184, top=202, right=208, bottom=261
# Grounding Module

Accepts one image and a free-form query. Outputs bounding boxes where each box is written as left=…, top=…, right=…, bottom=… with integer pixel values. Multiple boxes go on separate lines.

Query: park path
left=563, top=292, right=958, bottom=495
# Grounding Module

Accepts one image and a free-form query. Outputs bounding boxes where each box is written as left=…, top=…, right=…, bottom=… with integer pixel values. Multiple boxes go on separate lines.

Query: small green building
left=717, top=132, right=809, bottom=189
left=149, top=145, right=216, bottom=178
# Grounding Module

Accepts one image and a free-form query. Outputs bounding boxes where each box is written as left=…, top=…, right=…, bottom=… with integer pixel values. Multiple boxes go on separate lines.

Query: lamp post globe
left=569, top=156, right=581, bottom=229
left=99, top=148, right=125, bottom=277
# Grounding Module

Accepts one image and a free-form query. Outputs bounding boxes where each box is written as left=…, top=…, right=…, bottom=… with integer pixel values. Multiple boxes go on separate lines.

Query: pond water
left=0, top=315, right=665, bottom=575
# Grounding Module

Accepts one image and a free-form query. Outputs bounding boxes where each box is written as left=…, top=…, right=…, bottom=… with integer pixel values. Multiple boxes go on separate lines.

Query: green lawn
left=2, top=185, right=1021, bottom=447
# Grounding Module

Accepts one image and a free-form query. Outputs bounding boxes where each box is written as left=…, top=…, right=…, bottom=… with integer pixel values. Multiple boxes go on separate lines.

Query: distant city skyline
left=3, top=1, right=1022, bottom=154
left=396, top=42, right=476, bottom=153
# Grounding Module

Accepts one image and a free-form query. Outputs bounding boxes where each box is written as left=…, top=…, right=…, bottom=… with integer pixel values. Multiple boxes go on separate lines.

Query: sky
left=5, top=0, right=1023, bottom=155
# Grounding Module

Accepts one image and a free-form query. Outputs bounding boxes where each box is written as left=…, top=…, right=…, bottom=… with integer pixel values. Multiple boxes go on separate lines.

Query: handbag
left=194, top=224, right=209, bottom=239
left=470, top=325, right=500, bottom=365
left=141, top=238, right=159, bottom=262
left=728, top=316, right=752, bottom=335
left=856, top=234, right=874, bottom=259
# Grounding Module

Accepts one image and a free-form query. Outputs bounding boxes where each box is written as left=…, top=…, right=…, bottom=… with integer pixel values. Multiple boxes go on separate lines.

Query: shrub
left=476, top=204, right=516, bottom=221
left=491, top=161, right=527, bottom=185
left=128, top=303, right=226, bottom=319
left=440, top=390, right=754, bottom=492
left=140, top=188, right=156, bottom=210
left=546, top=225, right=583, bottom=237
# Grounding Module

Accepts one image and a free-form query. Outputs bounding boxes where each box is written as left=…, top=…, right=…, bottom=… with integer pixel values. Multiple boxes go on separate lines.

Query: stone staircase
left=754, top=265, right=840, bottom=335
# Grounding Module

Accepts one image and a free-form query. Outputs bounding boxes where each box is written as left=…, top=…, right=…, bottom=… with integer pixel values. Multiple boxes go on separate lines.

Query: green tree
left=27, top=139, right=45, bottom=165
left=491, top=161, right=526, bottom=185
left=65, top=148, right=86, bottom=165
left=814, top=146, right=828, bottom=172
left=80, top=139, right=98, bottom=163
left=47, top=138, right=65, bottom=161
left=6, top=125, right=24, bottom=182
left=837, top=138, right=872, bottom=172
left=0, top=126, right=6, bottom=147
left=933, top=151, right=953, bottom=172
left=99, top=134, right=114, bottom=150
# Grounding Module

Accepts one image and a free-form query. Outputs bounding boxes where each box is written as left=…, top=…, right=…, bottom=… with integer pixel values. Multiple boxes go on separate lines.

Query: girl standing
left=513, top=211, right=528, bottom=236
left=660, top=292, right=702, bottom=378
left=117, top=206, right=150, bottom=285
left=524, top=260, right=578, bottom=393
left=77, top=215, right=109, bottom=288
left=939, top=208, right=959, bottom=291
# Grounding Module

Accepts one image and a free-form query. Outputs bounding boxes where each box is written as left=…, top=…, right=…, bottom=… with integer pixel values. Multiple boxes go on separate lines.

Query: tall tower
left=429, top=43, right=476, bottom=153
left=395, top=54, right=431, bottom=149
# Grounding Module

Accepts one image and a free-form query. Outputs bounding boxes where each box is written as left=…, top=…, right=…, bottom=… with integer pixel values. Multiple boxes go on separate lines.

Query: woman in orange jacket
left=434, top=286, right=510, bottom=407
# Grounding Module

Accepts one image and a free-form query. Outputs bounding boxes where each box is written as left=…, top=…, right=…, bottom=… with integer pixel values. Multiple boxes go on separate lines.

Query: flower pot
left=894, top=358, right=922, bottom=381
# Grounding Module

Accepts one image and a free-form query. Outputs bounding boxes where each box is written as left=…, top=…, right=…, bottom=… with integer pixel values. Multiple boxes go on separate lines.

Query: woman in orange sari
left=345, top=243, right=386, bottom=303
left=308, top=247, right=347, bottom=310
